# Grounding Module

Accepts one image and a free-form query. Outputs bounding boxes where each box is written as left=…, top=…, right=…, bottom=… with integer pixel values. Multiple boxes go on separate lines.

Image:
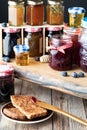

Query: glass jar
left=45, top=26, right=63, bottom=54
left=25, top=27, right=43, bottom=57
left=68, top=7, right=86, bottom=28
left=8, top=0, right=24, bottom=26
left=49, top=34, right=73, bottom=71
left=0, top=64, right=14, bottom=102
left=46, top=0, right=64, bottom=25
left=13, top=44, right=30, bottom=66
left=26, top=0, right=44, bottom=25
left=64, top=25, right=81, bottom=65
left=3, top=28, right=21, bottom=62
left=79, top=17, right=87, bottom=72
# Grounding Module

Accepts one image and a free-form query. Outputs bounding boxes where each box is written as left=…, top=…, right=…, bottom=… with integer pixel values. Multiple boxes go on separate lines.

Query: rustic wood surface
left=7, top=58, right=87, bottom=99
left=0, top=78, right=87, bottom=130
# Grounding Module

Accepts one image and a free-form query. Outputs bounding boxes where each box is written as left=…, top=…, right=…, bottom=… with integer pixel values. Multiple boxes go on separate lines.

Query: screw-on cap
left=68, top=7, right=86, bottom=14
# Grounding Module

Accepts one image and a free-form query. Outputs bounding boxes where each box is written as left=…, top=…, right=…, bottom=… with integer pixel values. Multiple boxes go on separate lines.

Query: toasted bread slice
left=3, top=103, right=27, bottom=120
left=11, top=95, right=47, bottom=120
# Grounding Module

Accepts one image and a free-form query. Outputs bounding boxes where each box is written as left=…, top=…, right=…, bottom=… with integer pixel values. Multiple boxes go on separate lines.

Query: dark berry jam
left=49, top=34, right=73, bottom=71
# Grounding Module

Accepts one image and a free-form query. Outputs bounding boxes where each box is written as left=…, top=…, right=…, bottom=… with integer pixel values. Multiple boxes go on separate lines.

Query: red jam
left=49, top=34, right=73, bottom=71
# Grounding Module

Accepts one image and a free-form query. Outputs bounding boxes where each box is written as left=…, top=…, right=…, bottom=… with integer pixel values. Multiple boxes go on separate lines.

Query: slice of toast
left=11, top=95, right=47, bottom=120
left=3, top=103, right=27, bottom=120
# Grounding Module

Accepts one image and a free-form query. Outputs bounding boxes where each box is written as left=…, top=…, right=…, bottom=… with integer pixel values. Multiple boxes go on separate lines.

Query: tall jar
left=45, top=26, right=63, bottom=54
left=8, top=0, right=24, bottom=26
left=26, top=0, right=44, bottom=25
left=46, top=0, right=64, bottom=25
left=79, top=17, right=87, bottom=72
left=0, top=64, right=14, bottom=103
left=49, top=34, right=73, bottom=71
left=25, top=27, right=43, bottom=57
left=3, top=28, right=21, bottom=62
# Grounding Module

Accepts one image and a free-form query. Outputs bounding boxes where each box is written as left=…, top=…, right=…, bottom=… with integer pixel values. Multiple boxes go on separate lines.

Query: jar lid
left=13, top=44, right=30, bottom=53
left=8, top=0, right=24, bottom=5
left=81, top=17, right=87, bottom=28
left=68, top=7, right=86, bottom=14
left=46, top=27, right=62, bottom=31
left=3, top=28, right=20, bottom=33
left=27, top=0, right=43, bottom=5
left=0, top=64, right=14, bottom=77
left=25, top=27, right=42, bottom=32
left=48, top=0, right=63, bottom=5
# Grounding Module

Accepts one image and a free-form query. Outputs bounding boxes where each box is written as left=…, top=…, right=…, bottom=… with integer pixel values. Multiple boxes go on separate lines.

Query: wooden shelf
left=6, top=58, right=87, bottom=100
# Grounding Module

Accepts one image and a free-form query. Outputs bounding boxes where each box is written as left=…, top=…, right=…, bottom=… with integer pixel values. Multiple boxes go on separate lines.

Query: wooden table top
left=0, top=78, right=87, bottom=130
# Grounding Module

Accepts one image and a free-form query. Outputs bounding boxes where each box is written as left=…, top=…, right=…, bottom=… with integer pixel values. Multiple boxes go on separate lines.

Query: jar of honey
left=79, top=17, right=87, bottom=72
left=49, top=34, right=73, bottom=71
left=46, top=0, right=64, bottom=25
left=13, top=44, right=30, bottom=66
left=26, top=0, right=44, bottom=25
left=25, top=27, right=43, bottom=57
left=0, top=64, right=14, bottom=102
left=8, top=0, right=24, bottom=26
left=68, top=7, right=86, bottom=28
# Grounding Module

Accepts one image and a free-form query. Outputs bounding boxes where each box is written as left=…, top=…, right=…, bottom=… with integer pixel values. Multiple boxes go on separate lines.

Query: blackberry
left=61, top=71, right=68, bottom=77
left=78, top=72, right=85, bottom=77
left=71, top=72, right=78, bottom=78
left=35, top=56, right=40, bottom=61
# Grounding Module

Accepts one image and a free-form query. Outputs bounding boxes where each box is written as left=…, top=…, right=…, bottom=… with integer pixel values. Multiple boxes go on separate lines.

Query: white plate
left=1, top=102, right=53, bottom=124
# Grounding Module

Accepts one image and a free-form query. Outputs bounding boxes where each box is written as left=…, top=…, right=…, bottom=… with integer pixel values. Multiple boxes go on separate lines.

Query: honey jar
left=8, top=0, right=24, bottom=26
left=26, top=0, right=44, bottom=25
left=13, top=44, right=30, bottom=66
left=46, top=0, right=64, bottom=25
left=0, top=64, right=14, bottom=102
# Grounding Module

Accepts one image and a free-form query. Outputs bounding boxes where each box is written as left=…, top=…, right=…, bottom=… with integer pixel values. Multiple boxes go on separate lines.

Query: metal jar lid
left=27, top=0, right=43, bottom=5
left=0, top=64, right=14, bottom=77
left=25, top=27, right=42, bottom=33
left=13, top=44, right=30, bottom=53
left=3, top=28, right=20, bottom=33
left=68, top=7, right=86, bottom=14
left=8, top=0, right=24, bottom=6
left=47, top=0, right=63, bottom=5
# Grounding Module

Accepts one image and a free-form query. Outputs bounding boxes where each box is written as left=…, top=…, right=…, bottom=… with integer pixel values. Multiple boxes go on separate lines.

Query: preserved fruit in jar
left=25, top=27, right=43, bottom=57
left=49, top=34, right=73, bottom=71
left=8, top=0, right=24, bottom=26
left=26, top=0, right=44, bottom=25
left=68, top=7, right=86, bottom=28
left=46, top=0, right=64, bottom=25
left=0, top=64, right=14, bottom=102
left=79, top=17, right=87, bottom=72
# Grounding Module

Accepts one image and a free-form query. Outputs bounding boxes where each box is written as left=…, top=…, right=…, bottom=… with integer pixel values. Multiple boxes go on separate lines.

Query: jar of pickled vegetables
left=68, top=7, right=86, bottom=28
left=45, top=26, right=63, bottom=53
left=25, top=27, right=43, bottom=57
left=46, top=0, right=64, bottom=25
left=26, top=0, right=44, bottom=25
left=79, top=17, right=87, bottom=72
left=13, top=44, right=30, bottom=66
left=0, top=64, right=14, bottom=102
left=8, top=0, right=24, bottom=26
left=49, top=34, right=73, bottom=71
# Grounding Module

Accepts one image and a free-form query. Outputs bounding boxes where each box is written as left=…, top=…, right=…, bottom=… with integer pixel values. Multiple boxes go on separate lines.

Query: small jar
left=8, top=0, right=24, bottom=26
left=0, top=64, right=14, bottom=102
left=45, top=26, right=63, bottom=53
left=68, top=7, right=86, bottom=28
left=49, top=34, right=73, bottom=71
left=25, top=27, right=43, bottom=57
left=46, top=0, right=64, bottom=25
left=79, top=17, right=87, bottom=72
left=26, top=0, right=44, bottom=25
left=13, top=44, right=30, bottom=66
left=3, top=28, right=21, bottom=62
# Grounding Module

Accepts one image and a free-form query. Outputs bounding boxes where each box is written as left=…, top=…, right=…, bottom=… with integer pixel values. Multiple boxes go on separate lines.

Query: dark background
left=0, top=0, right=87, bottom=23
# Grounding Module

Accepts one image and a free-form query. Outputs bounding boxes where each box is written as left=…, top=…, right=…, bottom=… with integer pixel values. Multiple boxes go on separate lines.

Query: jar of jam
left=45, top=26, right=63, bottom=54
left=46, top=0, right=64, bottom=25
left=8, top=0, right=24, bottom=26
left=13, top=44, right=30, bottom=66
left=49, top=34, right=73, bottom=71
left=68, top=7, right=86, bottom=28
left=79, top=17, right=87, bottom=72
left=26, top=0, right=44, bottom=25
left=0, top=64, right=14, bottom=102
left=64, top=24, right=81, bottom=65
left=3, top=28, right=21, bottom=62
left=25, top=27, right=43, bottom=57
